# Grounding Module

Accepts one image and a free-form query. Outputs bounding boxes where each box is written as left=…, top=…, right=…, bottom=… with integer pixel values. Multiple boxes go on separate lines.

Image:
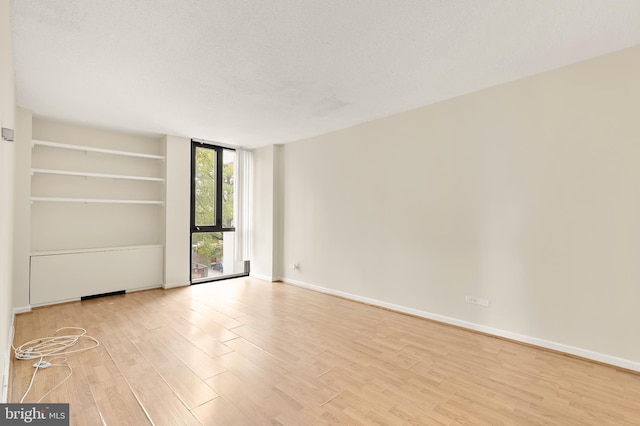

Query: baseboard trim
left=126, top=285, right=163, bottom=293
left=163, top=281, right=189, bottom=290
left=30, top=285, right=164, bottom=308
left=3, top=312, right=15, bottom=402
left=12, top=306, right=31, bottom=315
left=30, top=298, right=81, bottom=308
left=250, top=272, right=279, bottom=282
left=281, top=277, right=640, bottom=373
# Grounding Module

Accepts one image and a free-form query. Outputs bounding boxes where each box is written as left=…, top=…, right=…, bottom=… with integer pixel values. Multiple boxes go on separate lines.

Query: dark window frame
left=190, top=140, right=236, bottom=233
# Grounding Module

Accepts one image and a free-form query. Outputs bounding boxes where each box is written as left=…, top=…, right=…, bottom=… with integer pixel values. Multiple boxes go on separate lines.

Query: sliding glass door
left=191, top=141, right=248, bottom=283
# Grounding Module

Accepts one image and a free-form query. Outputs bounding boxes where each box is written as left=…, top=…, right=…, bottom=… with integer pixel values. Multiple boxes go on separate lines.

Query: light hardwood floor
left=9, top=277, right=640, bottom=425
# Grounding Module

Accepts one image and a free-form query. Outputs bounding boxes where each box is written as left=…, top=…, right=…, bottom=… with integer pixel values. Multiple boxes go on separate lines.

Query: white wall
left=272, top=144, right=283, bottom=279
left=164, top=135, right=191, bottom=288
left=251, top=144, right=283, bottom=280
left=0, top=0, right=16, bottom=401
left=12, top=107, right=32, bottom=310
left=278, top=46, right=640, bottom=367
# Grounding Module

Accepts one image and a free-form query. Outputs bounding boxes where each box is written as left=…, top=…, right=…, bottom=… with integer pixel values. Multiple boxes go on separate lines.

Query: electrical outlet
left=465, top=295, right=489, bottom=307
left=291, top=263, right=299, bottom=271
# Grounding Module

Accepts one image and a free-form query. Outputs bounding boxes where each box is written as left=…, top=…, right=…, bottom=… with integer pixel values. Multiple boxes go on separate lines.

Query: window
left=191, top=141, right=247, bottom=282
left=192, top=142, right=235, bottom=232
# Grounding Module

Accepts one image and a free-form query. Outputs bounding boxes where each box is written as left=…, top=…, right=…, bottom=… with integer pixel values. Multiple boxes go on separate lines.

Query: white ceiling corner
left=10, top=0, right=640, bottom=148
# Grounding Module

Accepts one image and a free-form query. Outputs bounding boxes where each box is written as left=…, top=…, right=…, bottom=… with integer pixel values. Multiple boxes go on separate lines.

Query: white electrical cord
left=20, top=356, right=43, bottom=404
left=14, top=327, right=99, bottom=359
left=13, top=327, right=99, bottom=403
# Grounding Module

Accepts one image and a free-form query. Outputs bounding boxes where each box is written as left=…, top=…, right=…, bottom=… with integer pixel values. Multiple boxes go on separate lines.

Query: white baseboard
left=30, top=285, right=164, bottom=308
left=126, top=285, right=163, bottom=293
left=250, top=272, right=279, bottom=282
left=2, top=312, right=16, bottom=402
left=163, top=281, right=189, bottom=290
left=4, top=309, right=31, bottom=401
left=282, top=277, right=640, bottom=373
left=30, top=298, right=80, bottom=308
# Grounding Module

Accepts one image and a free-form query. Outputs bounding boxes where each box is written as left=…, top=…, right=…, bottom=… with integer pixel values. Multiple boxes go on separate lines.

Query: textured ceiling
left=10, top=1, right=640, bottom=148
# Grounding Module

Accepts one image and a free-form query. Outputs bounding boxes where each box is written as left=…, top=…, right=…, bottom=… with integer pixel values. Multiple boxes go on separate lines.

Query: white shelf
left=31, top=197, right=164, bottom=205
left=32, top=139, right=165, bottom=160
left=32, top=168, right=165, bottom=182
left=31, top=244, right=164, bottom=257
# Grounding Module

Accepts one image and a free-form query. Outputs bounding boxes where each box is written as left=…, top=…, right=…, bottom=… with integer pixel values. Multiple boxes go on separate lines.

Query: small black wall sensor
left=2, top=127, right=14, bottom=142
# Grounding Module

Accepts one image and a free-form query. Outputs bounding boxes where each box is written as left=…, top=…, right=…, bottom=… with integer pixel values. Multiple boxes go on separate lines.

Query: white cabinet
left=30, top=245, right=164, bottom=306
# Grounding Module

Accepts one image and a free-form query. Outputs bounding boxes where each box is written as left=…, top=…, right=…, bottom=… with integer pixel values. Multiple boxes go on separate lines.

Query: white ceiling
left=10, top=1, right=640, bottom=149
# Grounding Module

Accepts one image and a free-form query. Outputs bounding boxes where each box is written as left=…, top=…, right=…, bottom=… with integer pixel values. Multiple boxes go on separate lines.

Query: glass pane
left=194, top=147, right=216, bottom=226
left=191, top=231, right=246, bottom=280
left=222, top=149, right=235, bottom=228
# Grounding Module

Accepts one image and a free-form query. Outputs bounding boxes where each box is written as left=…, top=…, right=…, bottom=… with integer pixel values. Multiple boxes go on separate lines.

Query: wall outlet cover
left=465, top=295, right=489, bottom=307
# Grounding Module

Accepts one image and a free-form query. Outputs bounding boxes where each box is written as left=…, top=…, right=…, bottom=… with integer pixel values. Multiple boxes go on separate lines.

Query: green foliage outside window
left=192, top=147, right=234, bottom=265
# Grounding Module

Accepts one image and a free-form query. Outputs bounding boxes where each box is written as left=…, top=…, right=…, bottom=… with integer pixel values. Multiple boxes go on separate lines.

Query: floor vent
left=81, top=290, right=126, bottom=301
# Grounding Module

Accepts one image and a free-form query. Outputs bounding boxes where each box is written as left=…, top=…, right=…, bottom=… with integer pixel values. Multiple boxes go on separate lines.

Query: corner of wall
left=251, top=145, right=275, bottom=278
left=1, top=0, right=16, bottom=403
left=1, top=311, right=14, bottom=403
left=272, top=144, right=284, bottom=279
left=12, top=107, right=32, bottom=310
left=164, top=135, right=191, bottom=287
left=163, top=281, right=190, bottom=290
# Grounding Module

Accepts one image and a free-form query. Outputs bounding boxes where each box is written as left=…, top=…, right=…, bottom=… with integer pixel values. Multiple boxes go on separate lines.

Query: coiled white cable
left=13, top=327, right=99, bottom=359
left=13, top=327, right=99, bottom=403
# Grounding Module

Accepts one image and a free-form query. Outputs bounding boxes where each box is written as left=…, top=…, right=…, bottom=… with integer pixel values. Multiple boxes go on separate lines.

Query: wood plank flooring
left=9, top=277, right=640, bottom=425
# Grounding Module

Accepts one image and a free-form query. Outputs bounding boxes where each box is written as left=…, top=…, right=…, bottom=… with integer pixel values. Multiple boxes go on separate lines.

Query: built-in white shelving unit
left=31, top=197, right=165, bottom=205
left=31, top=244, right=165, bottom=257
left=31, top=168, right=165, bottom=182
left=29, top=132, right=167, bottom=305
left=32, top=139, right=165, bottom=160
left=31, top=138, right=166, bottom=205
